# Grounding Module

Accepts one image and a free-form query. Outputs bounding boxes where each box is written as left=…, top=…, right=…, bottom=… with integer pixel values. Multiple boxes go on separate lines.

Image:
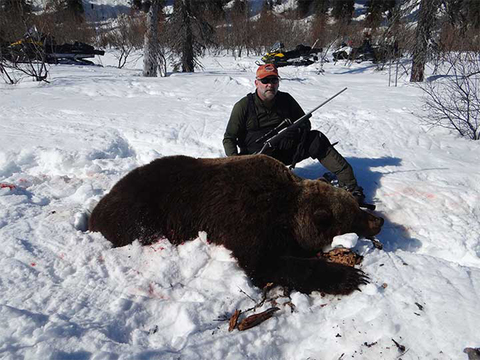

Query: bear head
left=293, top=179, right=383, bottom=253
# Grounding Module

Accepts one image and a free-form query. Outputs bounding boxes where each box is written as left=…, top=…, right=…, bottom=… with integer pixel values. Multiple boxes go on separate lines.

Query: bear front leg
left=255, top=256, right=369, bottom=295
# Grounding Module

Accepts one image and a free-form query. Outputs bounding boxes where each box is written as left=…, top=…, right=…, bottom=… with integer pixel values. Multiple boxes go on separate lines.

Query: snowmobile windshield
left=270, top=42, right=285, bottom=53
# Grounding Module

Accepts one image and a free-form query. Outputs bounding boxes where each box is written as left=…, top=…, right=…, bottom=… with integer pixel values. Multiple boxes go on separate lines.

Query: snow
left=1, top=52, right=480, bottom=360
left=331, top=233, right=359, bottom=250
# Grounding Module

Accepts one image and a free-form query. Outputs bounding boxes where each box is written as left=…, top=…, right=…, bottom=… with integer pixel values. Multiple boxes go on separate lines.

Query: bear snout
left=353, top=210, right=384, bottom=238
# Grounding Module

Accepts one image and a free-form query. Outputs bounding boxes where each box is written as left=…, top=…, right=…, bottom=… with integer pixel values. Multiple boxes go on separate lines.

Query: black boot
left=346, top=185, right=366, bottom=205
left=318, top=146, right=357, bottom=188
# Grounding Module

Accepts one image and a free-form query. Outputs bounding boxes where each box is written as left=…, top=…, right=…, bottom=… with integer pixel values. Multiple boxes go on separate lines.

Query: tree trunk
left=410, top=0, right=439, bottom=82
left=143, top=0, right=161, bottom=77
left=181, top=0, right=194, bottom=72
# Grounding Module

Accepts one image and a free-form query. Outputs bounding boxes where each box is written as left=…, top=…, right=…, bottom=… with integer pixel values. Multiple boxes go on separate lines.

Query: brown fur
left=89, top=154, right=383, bottom=295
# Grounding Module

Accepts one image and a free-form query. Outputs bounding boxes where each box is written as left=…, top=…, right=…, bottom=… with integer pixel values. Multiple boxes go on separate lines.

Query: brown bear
left=89, top=154, right=383, bottom=295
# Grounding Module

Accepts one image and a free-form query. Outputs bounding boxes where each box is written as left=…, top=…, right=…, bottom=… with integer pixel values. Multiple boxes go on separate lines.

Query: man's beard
left=262, top=89, right=277, bottom=100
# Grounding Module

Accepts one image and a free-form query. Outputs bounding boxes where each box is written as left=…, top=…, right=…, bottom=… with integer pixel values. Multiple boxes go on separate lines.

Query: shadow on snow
left=294, top=156, right=423, bottom=253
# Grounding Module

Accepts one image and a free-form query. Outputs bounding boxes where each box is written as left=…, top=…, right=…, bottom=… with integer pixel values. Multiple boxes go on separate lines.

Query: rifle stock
left=255, top=87, right=347, bottom=155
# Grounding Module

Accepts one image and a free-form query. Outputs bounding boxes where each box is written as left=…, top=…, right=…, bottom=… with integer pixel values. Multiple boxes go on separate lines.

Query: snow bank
left=1, top=53, right=479, bottom=359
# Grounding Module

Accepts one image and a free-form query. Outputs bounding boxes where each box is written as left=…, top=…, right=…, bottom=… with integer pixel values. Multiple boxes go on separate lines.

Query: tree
left=102, top=14, right=145, bottom=68
left=143, top=0, right=164, bottom=77
left=0, top=0, right=32, bottom=41
left=253, top=2, right=283, bottom=52
left=410, top=0, right=440, bottom=82
left=227, top=0, right=251, bottom=57
left=365, top=0, right=396, bottom=29
left=296, top=0, right=330, bottom=17
left=313, top=0, right=330, bottom=15
left=331, top=0, right=354, bottom=23
left=167, top=0, right=215, bottom=72
left=297, top=0, right=313, bottom=17
left=64, top=0, right=84, bottom=19
left=0, top=0, right=49, bottom=84
left=45, top=0, right=84, bottom=21
left=196, top=0, right=226, bottom=22
left=419, top=52, right=480, bottom=140
left=464, top=0, right=480, bottom=29
left=0, top=0, right=31, bottom=16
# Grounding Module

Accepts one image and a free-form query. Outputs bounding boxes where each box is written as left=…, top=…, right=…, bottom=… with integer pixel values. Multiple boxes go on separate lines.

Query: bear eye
left=314, top=209, right=333, bottom=226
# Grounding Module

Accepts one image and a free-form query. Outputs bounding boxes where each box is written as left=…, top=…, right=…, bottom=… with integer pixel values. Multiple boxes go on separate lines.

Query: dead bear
left=89, top=154, right=383, bottom=295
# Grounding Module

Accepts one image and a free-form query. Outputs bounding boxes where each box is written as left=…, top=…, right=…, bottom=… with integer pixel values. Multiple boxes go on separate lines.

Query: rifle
left=253, top=88, right=376, bottom=211
left=255, top=87, right=348, bottom=155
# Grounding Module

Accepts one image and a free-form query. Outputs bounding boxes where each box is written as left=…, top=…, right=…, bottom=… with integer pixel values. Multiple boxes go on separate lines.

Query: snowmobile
left=332, top=40, right=377, bottom=63
left=260, top=42, right=323, bottom=67
left=332, top=40, right=399, bottom=64
left=1, top=28, right=104, bottom=65
left=332, top=42, right=353, bottom=61
left=44, top=41, right=105, bottom=65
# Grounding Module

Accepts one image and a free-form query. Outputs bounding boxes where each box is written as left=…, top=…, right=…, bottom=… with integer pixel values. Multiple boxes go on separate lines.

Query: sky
left=1, top=52, right=479, bottom=360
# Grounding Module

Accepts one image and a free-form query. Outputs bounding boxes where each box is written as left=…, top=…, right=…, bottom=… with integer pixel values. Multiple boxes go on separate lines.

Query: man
left=223, top=64, right=364, bottom=199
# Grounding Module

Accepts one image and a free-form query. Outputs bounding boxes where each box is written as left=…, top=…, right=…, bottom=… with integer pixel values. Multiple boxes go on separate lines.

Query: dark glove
left=277, top=125, right=301, bottom=150
left=347, top=185, right=366, bottom=206
left=282, top=126, right=302, bottom=139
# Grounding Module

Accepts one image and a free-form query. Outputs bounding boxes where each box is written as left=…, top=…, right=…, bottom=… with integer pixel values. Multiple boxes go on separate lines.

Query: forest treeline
left=1, top=0, right=479, bottom=55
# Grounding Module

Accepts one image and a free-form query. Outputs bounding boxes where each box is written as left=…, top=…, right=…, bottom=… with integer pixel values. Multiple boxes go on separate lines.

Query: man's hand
left=347, top=185, right=366, bottom=206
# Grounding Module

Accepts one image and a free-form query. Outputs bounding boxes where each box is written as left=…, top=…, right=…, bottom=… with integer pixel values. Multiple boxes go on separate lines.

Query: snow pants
left=270, top=130, right=357, bottom=188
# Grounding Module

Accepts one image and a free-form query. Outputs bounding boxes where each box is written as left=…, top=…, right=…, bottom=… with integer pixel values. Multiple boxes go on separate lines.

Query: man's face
left=255, top=76, right=279, bottom=102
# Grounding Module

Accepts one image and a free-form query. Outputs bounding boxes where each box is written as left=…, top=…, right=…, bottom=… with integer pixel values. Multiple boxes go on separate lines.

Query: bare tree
left=0, top=1, right=49, bottom=84
left=102, top=14, right=144, bottom=68
left=226, top=0, right=251, bottom=57
left=419, top=51, right=480, bottom=140
left=0, top=30, right=49, bottom=83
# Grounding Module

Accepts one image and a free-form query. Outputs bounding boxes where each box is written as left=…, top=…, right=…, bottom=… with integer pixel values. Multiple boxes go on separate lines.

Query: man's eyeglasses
left=258, top=77, right=279, bottom=85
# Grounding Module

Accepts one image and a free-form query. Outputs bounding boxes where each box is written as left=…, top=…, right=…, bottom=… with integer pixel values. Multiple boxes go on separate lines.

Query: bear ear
left=313, top=209, right=333, bottom=227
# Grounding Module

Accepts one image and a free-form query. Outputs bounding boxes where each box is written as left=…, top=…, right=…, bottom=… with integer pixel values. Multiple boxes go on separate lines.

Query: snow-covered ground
left=1, top=53, right=479, bottom=360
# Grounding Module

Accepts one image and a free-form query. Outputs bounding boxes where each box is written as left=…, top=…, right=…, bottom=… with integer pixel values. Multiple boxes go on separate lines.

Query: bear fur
left=89, top=154, right=383, bottom=295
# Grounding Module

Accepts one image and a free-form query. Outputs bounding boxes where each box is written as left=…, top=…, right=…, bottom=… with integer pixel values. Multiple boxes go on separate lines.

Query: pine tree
left=442, top=0, right=480, bottom=32
left=365, top=0, right=396, bottom=28
left=443, top=0, right=464, bottom=25
left=131, top=0, right=142, bottom=11
left=464, top=0, right=480, bottom=29
left=167, top=0, right=215, bottom=72
left=196, top=0, right=226, bottom=22
left=331, top=0, right=354, bottom=23
left=365, top=0, right=383, bottom=28
left=65, top=0, right=84, bottom=19
left=297, top=0, right=330, bottom=17
left=264, top=0, right=275, bottom=11
left=297, top=0, right=313, bottom=17
left=178, top=0, right=194, bottom=72
left=313, top=0, right=330, bottom=15
left=0, top=0, right=31, bottom=15
left=410, top=0, right=440, bottom=82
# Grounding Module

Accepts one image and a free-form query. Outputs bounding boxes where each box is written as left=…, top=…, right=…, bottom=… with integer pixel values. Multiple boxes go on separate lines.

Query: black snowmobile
left=1, top=28, right=104, bottom=65
left=44, top=41, right=105, bottom=65
left=260, top=42, right=323, bottom=67
left=333, top=39, right=400, bottom=64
